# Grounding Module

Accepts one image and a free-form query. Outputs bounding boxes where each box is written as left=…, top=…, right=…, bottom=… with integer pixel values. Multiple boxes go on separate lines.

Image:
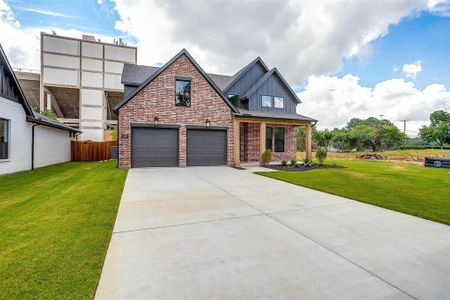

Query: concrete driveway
left=96, top=167, right=450, bottom=299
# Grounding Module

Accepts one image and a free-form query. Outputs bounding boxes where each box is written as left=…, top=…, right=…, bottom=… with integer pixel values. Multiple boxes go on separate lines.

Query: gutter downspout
left=31, top=124, right=39, bottom=170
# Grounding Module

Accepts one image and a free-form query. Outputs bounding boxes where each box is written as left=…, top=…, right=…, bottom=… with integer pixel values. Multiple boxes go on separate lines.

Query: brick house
left=114, top=49, right=316, bottom=168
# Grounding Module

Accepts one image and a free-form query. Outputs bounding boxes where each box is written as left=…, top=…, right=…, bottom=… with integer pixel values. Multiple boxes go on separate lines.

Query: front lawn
left=0, top=161, right=128, bottom=299
left=257, top=159, right=450, bottom=225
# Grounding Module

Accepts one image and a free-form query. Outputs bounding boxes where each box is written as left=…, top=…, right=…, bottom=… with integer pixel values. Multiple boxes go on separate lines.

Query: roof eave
left=26, top=115, right=81, bottom=133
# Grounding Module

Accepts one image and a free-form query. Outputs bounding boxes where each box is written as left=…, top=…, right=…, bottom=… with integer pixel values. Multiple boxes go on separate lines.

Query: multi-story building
left=38, top=32, right=137, bottom=140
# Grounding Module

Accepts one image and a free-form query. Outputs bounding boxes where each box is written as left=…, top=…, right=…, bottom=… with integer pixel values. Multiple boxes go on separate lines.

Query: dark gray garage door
left=132, top=127, right=178, bottom=167
left=187, top=129, right=227, bottom=166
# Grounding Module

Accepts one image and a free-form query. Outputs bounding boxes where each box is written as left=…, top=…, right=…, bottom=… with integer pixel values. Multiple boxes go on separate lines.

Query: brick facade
left=239, top=123, right=297, bottom=162
left=118, top=54, right=234, bottom=167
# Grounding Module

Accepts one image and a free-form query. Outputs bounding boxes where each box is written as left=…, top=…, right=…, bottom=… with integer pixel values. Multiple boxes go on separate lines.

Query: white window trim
left=0, top=117, right=10, bottom=161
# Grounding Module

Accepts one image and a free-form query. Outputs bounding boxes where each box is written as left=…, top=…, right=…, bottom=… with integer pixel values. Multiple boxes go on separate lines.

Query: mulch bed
left=267, top=164, right=344, bottom=172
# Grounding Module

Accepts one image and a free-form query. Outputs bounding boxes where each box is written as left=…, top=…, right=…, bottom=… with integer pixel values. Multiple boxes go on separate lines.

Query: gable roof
left=0, top=44, right=34, bottom=116
left=121, top=64, right=233, bottom=91
left=240, top=68, right=301, bottom=103
left=114, top=49, right=239, bottom=113
left=223, top=57, right=270, bottom=94
left=0, top=44, right=80, bottom=133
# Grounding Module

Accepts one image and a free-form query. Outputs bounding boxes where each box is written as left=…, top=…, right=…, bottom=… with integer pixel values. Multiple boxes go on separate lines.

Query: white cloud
left=297, top=74, right=450, bottom=135
left=402, top=60, right=423, bottom=79
left=14, top=7, right=75, bottom=18
left=112, top=0, right=431, bottom=86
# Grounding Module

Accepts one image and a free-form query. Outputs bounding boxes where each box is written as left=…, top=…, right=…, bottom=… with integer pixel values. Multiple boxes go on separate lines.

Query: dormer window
left=261, top=95, right=272, bottom=107
left=274, top=96, right=284, bottom=108
left=175, top=78, right=191, bottom=107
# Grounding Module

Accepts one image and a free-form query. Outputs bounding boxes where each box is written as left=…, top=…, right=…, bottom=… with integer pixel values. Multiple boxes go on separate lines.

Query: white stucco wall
left=0, top=96, right=74, bottom=175
left=0, top=97, right=32, bottom=175
left=34, top=126, right=72, bottom=168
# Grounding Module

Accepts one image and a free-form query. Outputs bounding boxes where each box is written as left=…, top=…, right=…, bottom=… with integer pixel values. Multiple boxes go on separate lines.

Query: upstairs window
left=261, top=95, right=272, bottom=107
left=274, top=96, right=284, bottom=108
left=274, top=127, right=284, bottom=152
left=0, top=118, right=9, bottom=159
left=175, top=79, right=191, bottom=107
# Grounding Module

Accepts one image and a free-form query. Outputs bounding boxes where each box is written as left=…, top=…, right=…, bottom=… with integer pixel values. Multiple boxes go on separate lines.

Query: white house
left=0, top=45, right=79, bottom=175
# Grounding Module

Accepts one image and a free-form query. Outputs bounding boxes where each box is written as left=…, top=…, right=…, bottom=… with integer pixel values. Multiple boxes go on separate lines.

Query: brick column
left=179, top=126, right=187, bottom=167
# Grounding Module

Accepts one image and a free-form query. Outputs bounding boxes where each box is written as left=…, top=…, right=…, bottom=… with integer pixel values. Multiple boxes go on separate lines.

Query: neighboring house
left=114, top=49, right=316, bottom=168
left=0, top=45, right=80, bottom=175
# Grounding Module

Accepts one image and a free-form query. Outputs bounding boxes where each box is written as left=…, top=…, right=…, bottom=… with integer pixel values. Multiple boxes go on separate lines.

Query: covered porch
left=233, top=116, right=313, bottom=167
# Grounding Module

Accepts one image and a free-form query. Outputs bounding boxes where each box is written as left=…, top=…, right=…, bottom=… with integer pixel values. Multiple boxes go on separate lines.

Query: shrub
left=260, top=149, right=273, bottom=167
left=290, top=159, right=297, bottom=166
left=316, top=147, right=328, bottom=165
left=281, top=160, right=288, bottom=166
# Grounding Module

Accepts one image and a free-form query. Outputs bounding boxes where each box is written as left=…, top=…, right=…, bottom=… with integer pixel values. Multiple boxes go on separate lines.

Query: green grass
left=316, top=149, right=450, bottom=160
left=0, top=161, right=128, bottom=299
left=258, top=159, right=450, bottom=225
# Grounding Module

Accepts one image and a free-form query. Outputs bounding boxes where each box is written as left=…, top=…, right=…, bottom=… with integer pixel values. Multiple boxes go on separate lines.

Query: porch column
left=259, top=122, right=266, bottom=158
left=305, top=124, right=312, bottom=161
left=233, top=119, right=240, bottom=166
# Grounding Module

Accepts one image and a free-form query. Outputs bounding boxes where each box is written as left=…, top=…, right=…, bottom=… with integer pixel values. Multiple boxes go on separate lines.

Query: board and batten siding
left=226, top=61, right=267, bottom=97
left=248, top=73, right=298, bottom=114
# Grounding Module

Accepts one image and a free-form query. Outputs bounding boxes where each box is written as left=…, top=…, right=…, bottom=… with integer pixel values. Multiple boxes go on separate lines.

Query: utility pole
left=400, top=119, right=408, bottom=134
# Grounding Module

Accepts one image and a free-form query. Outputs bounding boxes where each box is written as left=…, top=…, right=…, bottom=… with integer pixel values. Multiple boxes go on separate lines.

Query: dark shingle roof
left=207, top=73, right=233, bottom=90
left=122, top=63, right=233, bottom=90
left=115, top=49, right=239, bottom=113
left=236, top=109, right=317, bottom=122
left=121, top=64, right=159, bottom=85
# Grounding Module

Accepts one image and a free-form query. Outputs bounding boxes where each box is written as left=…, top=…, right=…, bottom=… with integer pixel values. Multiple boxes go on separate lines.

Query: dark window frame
left=265, top=127, right=273, bottom=151
left=175, top=78, right=191, bottom=107
left=0, top=117, right=10, bottom=160
left=274, top=127, right=285, bottom=152
left=261, top=95, right=272, bottom=108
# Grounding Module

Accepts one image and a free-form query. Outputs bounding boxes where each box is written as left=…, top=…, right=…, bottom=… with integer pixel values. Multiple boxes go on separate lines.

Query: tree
left=419, top=110, right=450, bottom=149
left=333, top=117, right=405, bottom=152
left=314, top=129, right=333, bottom=150
left=296, top=126, right=318, bottom=151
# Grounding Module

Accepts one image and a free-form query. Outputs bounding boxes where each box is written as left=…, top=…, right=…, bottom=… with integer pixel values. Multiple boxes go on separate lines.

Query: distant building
left=16, top=32, right=138, bottom=141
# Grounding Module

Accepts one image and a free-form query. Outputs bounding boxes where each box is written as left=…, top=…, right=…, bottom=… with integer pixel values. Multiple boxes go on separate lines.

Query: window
left=0, top=118, right=9, bottom=159
left=274, top=127, right=284, bottom=152
left=265, top=127, right=273, bottom=151
left=261, top=95, right=272, bottom=107
left=228, top=94, right=239, bottom=107
left=175, top=79, right=191, bottom=106
left=274, top=96, right=284, bottom=108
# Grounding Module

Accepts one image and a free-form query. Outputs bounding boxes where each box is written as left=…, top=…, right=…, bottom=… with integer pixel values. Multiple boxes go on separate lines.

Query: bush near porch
left=0, top=161, right=127, bottom=299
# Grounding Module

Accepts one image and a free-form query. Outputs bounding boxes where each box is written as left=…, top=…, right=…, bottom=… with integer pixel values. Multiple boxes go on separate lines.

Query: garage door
left=187, top=129, right=227, bottom=166
left=132, top=127, right=178, bottom=167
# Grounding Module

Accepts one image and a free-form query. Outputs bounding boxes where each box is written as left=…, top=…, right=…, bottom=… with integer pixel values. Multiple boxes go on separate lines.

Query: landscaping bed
left=268, top=164, right=343, bottom=172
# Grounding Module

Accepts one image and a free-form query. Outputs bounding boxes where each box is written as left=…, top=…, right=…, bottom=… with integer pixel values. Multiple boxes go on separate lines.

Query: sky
left=1, top=0, right=450, bottom=135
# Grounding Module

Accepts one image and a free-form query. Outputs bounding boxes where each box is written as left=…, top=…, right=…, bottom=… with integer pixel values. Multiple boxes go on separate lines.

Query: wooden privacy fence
left=71, top=141, right=117, bottom=161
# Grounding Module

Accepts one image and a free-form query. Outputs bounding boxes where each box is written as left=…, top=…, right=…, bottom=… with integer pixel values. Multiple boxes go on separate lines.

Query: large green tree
left=419, top=110, right=450, bottom=149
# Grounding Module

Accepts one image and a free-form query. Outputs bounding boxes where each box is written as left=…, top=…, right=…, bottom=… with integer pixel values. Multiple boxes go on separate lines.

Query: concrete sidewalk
left=96, top=166, right=450, bottom=299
